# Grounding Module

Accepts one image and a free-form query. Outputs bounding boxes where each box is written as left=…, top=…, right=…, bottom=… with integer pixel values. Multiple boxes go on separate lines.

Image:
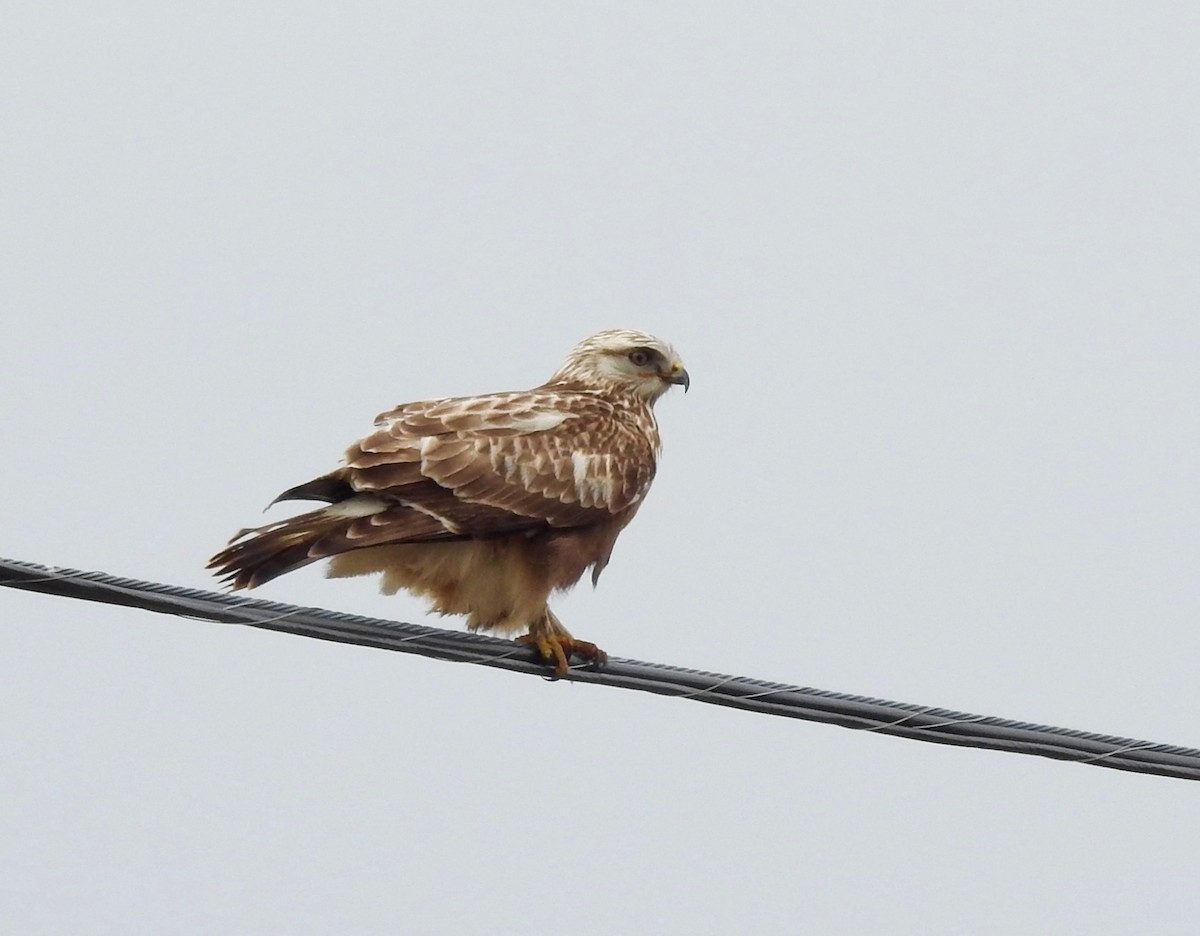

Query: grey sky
left=2, top=4, right=1198, bottom=933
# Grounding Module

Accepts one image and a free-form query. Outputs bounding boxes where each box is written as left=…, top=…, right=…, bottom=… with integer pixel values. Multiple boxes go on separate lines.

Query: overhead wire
left=2, top=555, right=1198, bottom=782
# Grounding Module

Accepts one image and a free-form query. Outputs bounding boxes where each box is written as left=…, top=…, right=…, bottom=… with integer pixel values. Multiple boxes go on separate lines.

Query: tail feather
left=207, top=508, right=347, bottom=590
left=208, top=494, right=458, bottom=590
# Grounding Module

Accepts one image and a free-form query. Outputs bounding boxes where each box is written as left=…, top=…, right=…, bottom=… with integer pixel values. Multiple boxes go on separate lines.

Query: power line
left=2, top=555, right=1197, bottom=782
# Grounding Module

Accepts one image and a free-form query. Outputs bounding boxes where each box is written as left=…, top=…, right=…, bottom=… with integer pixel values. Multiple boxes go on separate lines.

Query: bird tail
left=207, top=508, right=352, bottom=590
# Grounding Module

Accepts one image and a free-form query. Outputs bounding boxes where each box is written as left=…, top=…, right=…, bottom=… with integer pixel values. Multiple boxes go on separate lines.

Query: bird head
left=549, top=329, right=689, bottom=402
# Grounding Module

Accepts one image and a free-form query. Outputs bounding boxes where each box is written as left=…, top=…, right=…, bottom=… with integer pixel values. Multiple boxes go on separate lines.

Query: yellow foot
left=516, top=633, right=608, bottom=678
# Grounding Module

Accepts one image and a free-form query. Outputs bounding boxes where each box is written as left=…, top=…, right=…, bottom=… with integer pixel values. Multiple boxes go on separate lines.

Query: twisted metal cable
left=2, top=555, right=1197, bottom=782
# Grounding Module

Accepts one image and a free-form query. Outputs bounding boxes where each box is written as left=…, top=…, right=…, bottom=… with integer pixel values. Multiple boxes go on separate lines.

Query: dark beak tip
left=665, top=366, right=690, bottom=393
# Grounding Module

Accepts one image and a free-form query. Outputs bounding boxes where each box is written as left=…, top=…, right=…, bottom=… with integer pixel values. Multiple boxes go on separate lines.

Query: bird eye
left=628, top=348, right=653, bottom=367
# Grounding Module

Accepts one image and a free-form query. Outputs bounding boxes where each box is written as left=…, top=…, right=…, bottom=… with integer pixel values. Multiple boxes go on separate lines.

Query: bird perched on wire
left=208, top=328, right=689, bottom=677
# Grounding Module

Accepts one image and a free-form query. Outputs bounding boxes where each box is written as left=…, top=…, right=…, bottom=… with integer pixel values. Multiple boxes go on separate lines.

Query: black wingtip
left=268, top=476, right=356, bottom=507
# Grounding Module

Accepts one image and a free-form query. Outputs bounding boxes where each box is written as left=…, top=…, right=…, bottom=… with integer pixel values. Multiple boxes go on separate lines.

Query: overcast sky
left=3, top=3, right=1198, bottom=934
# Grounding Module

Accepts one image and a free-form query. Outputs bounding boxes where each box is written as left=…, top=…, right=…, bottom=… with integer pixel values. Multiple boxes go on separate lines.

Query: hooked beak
left=665, top=364, right=690, bottom=393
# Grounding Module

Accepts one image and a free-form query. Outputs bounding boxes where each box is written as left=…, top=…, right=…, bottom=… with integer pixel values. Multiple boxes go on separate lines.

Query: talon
left=515, top=632, right=568, bottom=677
left=566, top=639, right=608, bottom=672
left=515, top=633, right=607, bottom=678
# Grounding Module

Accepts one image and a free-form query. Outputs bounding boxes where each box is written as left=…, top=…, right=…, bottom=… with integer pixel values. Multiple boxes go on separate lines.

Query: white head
left=547, top=329, right=689, bottom=402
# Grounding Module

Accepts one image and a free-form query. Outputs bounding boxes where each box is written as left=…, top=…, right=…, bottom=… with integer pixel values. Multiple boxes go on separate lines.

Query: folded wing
left=208, top=389, right=658, bottom=588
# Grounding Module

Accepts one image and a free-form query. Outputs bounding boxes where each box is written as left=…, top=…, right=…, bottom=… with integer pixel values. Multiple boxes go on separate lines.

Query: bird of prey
left=207, top=329, right=689, bottom=677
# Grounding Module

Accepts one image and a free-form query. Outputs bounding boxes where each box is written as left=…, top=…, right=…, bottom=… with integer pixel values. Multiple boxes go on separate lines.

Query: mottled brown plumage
left=207, top=329, right=688, bottom=675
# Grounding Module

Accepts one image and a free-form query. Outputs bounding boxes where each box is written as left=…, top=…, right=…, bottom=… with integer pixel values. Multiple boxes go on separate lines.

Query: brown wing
left=210, top=389, right=660, bottom=588
left=342, top=389, right=657, bottom=533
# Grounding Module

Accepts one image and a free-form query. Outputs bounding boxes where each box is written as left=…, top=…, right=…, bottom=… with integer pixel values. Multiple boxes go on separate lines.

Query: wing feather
left=337, top=391, right=657, bottom=536
left=213, top=334, right=681, bottom=592
left=351, top=461, right=425, bottom=490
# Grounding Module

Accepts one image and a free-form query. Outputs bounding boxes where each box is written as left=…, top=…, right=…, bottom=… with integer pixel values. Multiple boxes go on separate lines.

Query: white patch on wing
left=593, top=474, right=614, bottom=505
left=508, top=410, right=568, bottom=432
left=399, top=498, right=462, bottom=535
left=571, top=452, right=614, bottom=507
left=325, top=495, right=388, bottom=518
left=572, top=451, right=591, bottom=487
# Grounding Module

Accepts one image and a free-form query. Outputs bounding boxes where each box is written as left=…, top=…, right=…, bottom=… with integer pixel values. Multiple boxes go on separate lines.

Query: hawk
left=208, top=329, right=689, bottom=676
